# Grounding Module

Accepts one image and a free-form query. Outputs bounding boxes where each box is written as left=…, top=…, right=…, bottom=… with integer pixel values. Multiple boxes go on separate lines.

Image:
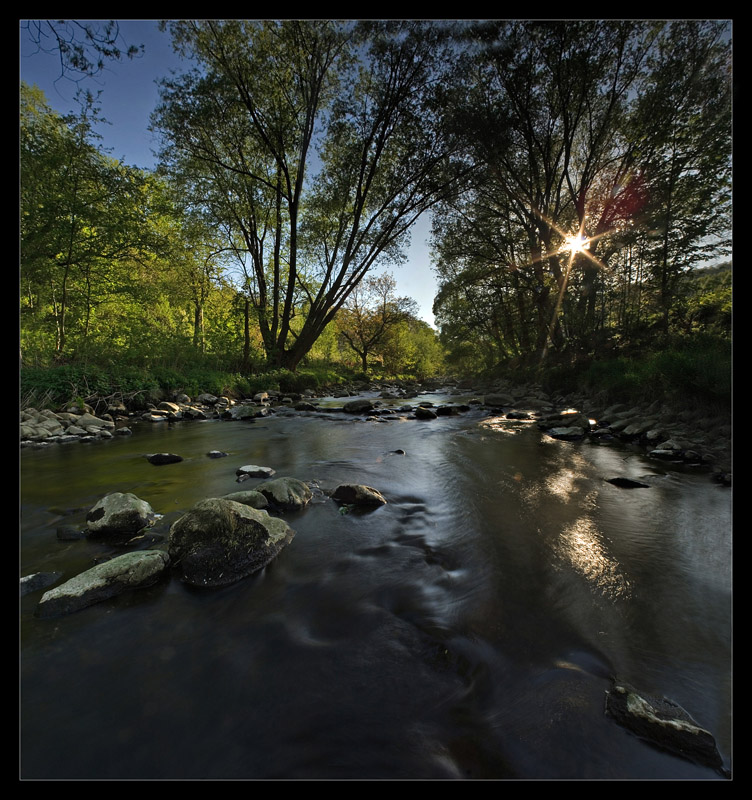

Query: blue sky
left=19, top=19, right=438, bottom=326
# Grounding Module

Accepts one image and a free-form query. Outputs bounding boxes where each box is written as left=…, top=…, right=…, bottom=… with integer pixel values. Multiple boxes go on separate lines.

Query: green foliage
left=20, top=363, right=161, bottom=409
left=575, top=335, right=731, bottom=405
left=431, top=20, right=731, bottom=367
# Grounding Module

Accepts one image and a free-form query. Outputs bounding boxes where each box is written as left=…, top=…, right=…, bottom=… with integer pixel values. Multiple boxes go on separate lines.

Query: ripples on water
left=20, top=399, right=731, bottom=779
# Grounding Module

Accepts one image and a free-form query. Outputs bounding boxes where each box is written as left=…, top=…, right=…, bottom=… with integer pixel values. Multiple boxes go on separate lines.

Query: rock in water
left=236, top=464, right=276, bottom=479
left=332, top=484, right=387, bottom=507
left=85, top=492, right=158, bottom=537
left=605, top=477, right=651, bottom=489
left=343, top=398, right=376, bottom=414
left=168, top=498, right=295, bottom=587
left=146, top=453, right=183, bottom=465
left=255, top=477, right=313, bottom=512
left=20, top=572, right=63, bottom=597
left=605, top=683, right=728, bottom=776
left=36, top=551, right=170, bottom=617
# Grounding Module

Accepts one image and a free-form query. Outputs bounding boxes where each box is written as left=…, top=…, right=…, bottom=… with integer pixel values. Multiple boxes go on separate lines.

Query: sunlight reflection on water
left=554, top=516, right=632, bottom=602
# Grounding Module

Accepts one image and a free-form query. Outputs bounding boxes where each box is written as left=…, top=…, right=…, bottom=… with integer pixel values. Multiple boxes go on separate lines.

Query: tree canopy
left=152, top=19, right=466, bottom=370
left=21, top=19, right=731, bottom=384
left=430, top=20, right=731, bottom=370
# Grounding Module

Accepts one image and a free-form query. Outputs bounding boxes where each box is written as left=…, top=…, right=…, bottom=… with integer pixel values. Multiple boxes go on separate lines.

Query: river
left=19, top=392, right=732, bottom=779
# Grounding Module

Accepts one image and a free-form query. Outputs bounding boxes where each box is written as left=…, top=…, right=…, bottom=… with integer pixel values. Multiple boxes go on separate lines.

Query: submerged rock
left=146, top=452, right=183, bottom=465
left=605, top=683, right=728, bottom=777
left=36, top=550, right=170, bottom=617
left=546, top=426, right=587, bottom=441
left=20, top=571, right=63, bottom=597
left=168, top=497, right=295, bottom=587
left=605, top=477, right=651, bottom=489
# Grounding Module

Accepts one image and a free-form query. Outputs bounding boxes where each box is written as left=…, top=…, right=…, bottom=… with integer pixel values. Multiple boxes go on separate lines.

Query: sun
left=563, top=233, right=590, bottom=254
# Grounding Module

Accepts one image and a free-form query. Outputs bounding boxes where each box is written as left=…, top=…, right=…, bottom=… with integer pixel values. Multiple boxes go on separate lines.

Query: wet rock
left=546, top=427, right=587, bottom=441
left=168, top=498, right=295, bottom=587
left=236, top=465, right=276, bottom=479
left=36, top=550, right=170, bottom=617
left=344, top=398, right=377, bottom=414
left=221, top=490, right=269, bottom=509
left=207, top=450, right=228, bottom=458
left=605, top=682, right=728, bottom=777
left=605, top=477, right=651, bottom=489
left=223, top=403, right=264, bottom=420
left=649, top=449, right=683, bottom=460
left=255, top=477, right=313, bottom=512
left=182, top=407, right=208, bottom=420
left=415, top=406, right=438, bottom=420
left=332, top=483, right=388, bottom=507
left=85, top=492, right=159, bottom=538
left=20, top=571, right=63, bottom=597
left=146, top=453, right=183, bottom=465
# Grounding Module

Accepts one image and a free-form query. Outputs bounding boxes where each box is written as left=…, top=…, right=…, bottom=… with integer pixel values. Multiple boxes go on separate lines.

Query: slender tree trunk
left=242, top=297, right=251, bottom=371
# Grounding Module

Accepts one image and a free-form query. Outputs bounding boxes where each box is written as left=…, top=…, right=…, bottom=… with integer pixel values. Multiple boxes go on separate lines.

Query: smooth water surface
left=20, top=397, right=732, bottom=779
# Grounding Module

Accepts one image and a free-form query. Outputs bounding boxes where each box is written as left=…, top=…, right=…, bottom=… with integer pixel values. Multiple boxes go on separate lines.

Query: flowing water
left=19, top=394, right=732, bottom=779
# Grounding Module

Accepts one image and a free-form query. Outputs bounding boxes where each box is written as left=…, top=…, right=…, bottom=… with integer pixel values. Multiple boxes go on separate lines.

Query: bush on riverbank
left=514, top=334, right=730, bottom=411
left=19, top=361, right=362, bottom=412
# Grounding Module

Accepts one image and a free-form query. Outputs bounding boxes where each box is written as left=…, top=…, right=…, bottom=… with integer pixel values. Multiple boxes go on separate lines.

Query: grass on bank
left=20, top=334, right=730, bottom=416
left=19, top=361, right=361, bottom=413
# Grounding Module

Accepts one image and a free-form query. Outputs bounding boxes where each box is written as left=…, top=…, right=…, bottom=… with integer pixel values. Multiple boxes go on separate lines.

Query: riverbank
left=20, top=376, right=732, bottom=485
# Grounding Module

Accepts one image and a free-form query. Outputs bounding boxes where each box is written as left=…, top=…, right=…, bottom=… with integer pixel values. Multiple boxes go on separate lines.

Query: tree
left=21, top=20, right=143, bottom=82
left=153, top=19, right=465, bottom=371
left=431, top=20, right=731, bottom=366
left=20, top=83, right=228, bottom=367
left=20, top=83, right=149, bottom=358
left=626, top=21, right=731, bottom=335
left=335, top=273, right=418, bottom=373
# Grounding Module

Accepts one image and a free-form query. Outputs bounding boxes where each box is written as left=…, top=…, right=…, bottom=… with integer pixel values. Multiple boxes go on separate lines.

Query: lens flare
left=564, top=233, right=590, bottom=253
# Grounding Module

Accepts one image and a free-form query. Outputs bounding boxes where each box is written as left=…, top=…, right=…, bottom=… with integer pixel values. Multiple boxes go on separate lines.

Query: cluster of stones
left=20, top=405, right=131, bottom=447
left=24, top=473, right=387, bottom=618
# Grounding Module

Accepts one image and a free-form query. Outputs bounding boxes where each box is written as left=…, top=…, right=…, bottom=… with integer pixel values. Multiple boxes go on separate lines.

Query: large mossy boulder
left=36, top=551, right=170, bottom=618
left=168, top=498, right=295, bottom=587
left=85, top=492, right=159, bottom=538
